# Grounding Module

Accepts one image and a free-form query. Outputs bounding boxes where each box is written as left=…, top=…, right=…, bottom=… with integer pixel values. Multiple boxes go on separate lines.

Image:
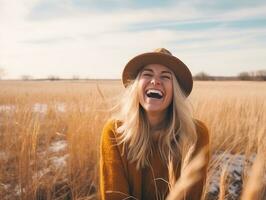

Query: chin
left=144, top=105, right=164, bottom=113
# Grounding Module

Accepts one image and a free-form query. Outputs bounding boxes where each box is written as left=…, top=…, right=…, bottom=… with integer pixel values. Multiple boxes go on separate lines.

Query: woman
left=99, top=48, right=209, bottom=200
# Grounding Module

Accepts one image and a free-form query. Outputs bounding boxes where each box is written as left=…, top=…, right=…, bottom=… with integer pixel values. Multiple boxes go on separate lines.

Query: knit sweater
left=100, top=119, right=209, bottom=200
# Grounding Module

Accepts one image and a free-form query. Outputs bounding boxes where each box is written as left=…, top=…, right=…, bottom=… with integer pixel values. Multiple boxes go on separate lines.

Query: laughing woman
left=99, top=48, right=209, bottom=200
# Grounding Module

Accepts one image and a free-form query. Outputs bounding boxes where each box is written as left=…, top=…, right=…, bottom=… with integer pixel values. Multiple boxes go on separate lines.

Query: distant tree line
left=193, top=70, right=266, bottom=81
left=237, top=70, right=266, bottom=81
left=0, top=67, right=265, bottom=81
left=193, top=72, right=215, bottom=81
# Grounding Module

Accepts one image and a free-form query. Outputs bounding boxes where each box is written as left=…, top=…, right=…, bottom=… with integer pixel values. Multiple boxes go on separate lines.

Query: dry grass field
left=0, top=80, right=265, bottom=200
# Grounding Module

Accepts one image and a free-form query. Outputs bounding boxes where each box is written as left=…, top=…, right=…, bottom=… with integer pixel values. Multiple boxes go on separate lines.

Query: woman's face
left=138, top=64, right=173, bottom=114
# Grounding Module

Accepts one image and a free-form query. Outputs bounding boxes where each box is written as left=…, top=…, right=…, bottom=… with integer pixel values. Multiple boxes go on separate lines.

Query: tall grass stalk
left=166, top=149, right=207, bottom=200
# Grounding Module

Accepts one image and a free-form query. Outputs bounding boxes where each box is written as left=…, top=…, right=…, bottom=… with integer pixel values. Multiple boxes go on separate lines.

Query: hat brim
left=122, top=52, right=193, bottom=96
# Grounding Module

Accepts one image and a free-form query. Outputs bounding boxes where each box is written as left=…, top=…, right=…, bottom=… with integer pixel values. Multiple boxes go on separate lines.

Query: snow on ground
left=0, top=183, right=10, bottom=190
left=55, top=103, right=66, bottom=113
left=32, top=103, right=66, bottom=113
left=0, top=139, right=69, bottom=199
left=47, top=140, right=69, bottom=168
left=48, top=140, right=68, bottom=153
left=35, top=139, right=69, bottom=174
left=50, top=154, right=69, bottom=169
left=32, top=168, right=51, bottom=180
left=0, top=105, right=16, bottom=112
left=207, top=151, right=264, bottom=199
left=32, top=103, right=48, bottom=113
left=0, top=103, right=66, bottom=114
left=14, top=185, right=25, bottom=196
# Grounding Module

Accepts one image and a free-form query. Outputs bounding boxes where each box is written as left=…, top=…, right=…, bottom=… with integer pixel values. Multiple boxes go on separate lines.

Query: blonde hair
left=111, top=72, right=198, bottom=170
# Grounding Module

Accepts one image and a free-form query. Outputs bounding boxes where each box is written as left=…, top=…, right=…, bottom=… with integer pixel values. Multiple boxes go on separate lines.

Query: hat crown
left=154, top=48, right=172, bottom=56
left=122, top=47, right=193, bottom=96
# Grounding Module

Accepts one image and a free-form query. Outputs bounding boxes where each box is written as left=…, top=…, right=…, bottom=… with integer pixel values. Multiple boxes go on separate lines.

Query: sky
left=0, top=0, right=266, bottom=79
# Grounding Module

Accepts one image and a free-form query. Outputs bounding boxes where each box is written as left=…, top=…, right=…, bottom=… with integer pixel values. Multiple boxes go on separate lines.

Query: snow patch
left=0, top=105, right=15, bottom=112
left=32, top=103, right=48, bottom=113
left=33, top=168, right=50, bottom=180
left=50, top=154, right=69, bottom=168
left=48, top=140, right=67, bottom=153
left=208, top=152, right=262, bottom=199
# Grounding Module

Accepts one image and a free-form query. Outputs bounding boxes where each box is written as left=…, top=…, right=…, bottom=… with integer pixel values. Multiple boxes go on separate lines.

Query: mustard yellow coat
left=100, top=119, right=209, bottom=200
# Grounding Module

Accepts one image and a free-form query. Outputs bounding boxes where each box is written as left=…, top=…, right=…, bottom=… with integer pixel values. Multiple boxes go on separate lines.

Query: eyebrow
left=142, top=69, right=153, bottom=72
left=142, top=68, right=172, bottom=75
left=161, top=71, right=172, bottom=75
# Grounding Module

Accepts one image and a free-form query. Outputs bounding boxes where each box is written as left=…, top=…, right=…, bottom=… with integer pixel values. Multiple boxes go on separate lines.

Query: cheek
left=165, top=83, right=173, bottom=104
left=137, top=81, right=145, bottom=103
left=138, top=78, right=148, bottom=93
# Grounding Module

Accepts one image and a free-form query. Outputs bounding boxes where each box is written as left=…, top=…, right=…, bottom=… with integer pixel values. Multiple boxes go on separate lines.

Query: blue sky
left=0, top=0, right=266, bottom=79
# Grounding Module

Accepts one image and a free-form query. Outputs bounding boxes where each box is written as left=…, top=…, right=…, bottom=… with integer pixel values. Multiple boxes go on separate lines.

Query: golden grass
left=166, top=148, right=208, bottom=200
left=0, top=80, right=265, bottom=200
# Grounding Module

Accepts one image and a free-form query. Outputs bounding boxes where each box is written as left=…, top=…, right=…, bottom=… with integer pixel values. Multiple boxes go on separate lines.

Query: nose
left=151, top=77, right=161, bottom=86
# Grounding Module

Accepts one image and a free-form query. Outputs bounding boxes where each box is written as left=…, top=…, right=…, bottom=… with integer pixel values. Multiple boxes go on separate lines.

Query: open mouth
left=146, top=89, right=163, bottom=99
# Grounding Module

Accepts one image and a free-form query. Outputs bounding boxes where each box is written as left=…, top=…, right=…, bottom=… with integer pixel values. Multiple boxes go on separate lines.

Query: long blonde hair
left=111, top=72, right=198, bottom=170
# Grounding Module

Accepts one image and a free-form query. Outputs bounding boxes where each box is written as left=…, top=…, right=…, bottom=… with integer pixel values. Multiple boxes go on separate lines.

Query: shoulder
left=101, top=119, right=118, bottom=139
left=102, top=119, right=122, bottom=135
left=102, top=119, right=116, bottom=133
left=101, top=119, right=122, bottom=146
left=100, top=119, right=124, bottom=161
left=193, top=119, right=209, bottom=147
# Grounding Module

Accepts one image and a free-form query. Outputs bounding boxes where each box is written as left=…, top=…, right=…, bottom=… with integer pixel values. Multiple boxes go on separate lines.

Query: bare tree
left=194, top=71, right=214, bottom=81
left=255, top=70, right=266, bottom=81
left=238, top=72, right=252, bottom=80
left=0, top=68, right=6, bottom=79
left=47, top=75, right=60, bottom=81
left=21, top=75, right=33, bottom=81
left=238, top=70, right=266, bottom=81
left=72, top=75, right=80, bottom=80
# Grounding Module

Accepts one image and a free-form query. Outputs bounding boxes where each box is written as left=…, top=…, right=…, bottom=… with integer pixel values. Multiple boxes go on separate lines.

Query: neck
left=146, top=110, right=168, bottom=131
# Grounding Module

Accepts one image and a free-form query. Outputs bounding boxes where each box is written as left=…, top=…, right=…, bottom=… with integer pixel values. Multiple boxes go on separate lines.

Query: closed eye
left=142, top=73, right=153, bottom=77
left=161, top=75, right=171, bottom=80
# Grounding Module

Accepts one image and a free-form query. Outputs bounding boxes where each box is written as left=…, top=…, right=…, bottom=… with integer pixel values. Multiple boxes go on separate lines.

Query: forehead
left=142, top=64, right=172, bottom=73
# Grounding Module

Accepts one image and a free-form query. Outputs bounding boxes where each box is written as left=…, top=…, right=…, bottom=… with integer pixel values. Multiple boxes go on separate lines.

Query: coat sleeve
left=99, top=120, right=130, bottom=200
left=186, top=119, right=210, bottom=200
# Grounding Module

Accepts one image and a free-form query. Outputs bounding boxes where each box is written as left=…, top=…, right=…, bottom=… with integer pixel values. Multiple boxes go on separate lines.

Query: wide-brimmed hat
left=122, top=48, right=193, bottom=96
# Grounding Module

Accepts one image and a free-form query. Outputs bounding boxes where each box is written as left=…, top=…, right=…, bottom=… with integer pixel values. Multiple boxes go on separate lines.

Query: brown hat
left=122, top=48, right=193, bottom=96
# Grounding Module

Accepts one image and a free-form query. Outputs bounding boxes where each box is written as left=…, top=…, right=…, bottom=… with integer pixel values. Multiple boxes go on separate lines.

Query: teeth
left=146, top=89, right=163, bottom=96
